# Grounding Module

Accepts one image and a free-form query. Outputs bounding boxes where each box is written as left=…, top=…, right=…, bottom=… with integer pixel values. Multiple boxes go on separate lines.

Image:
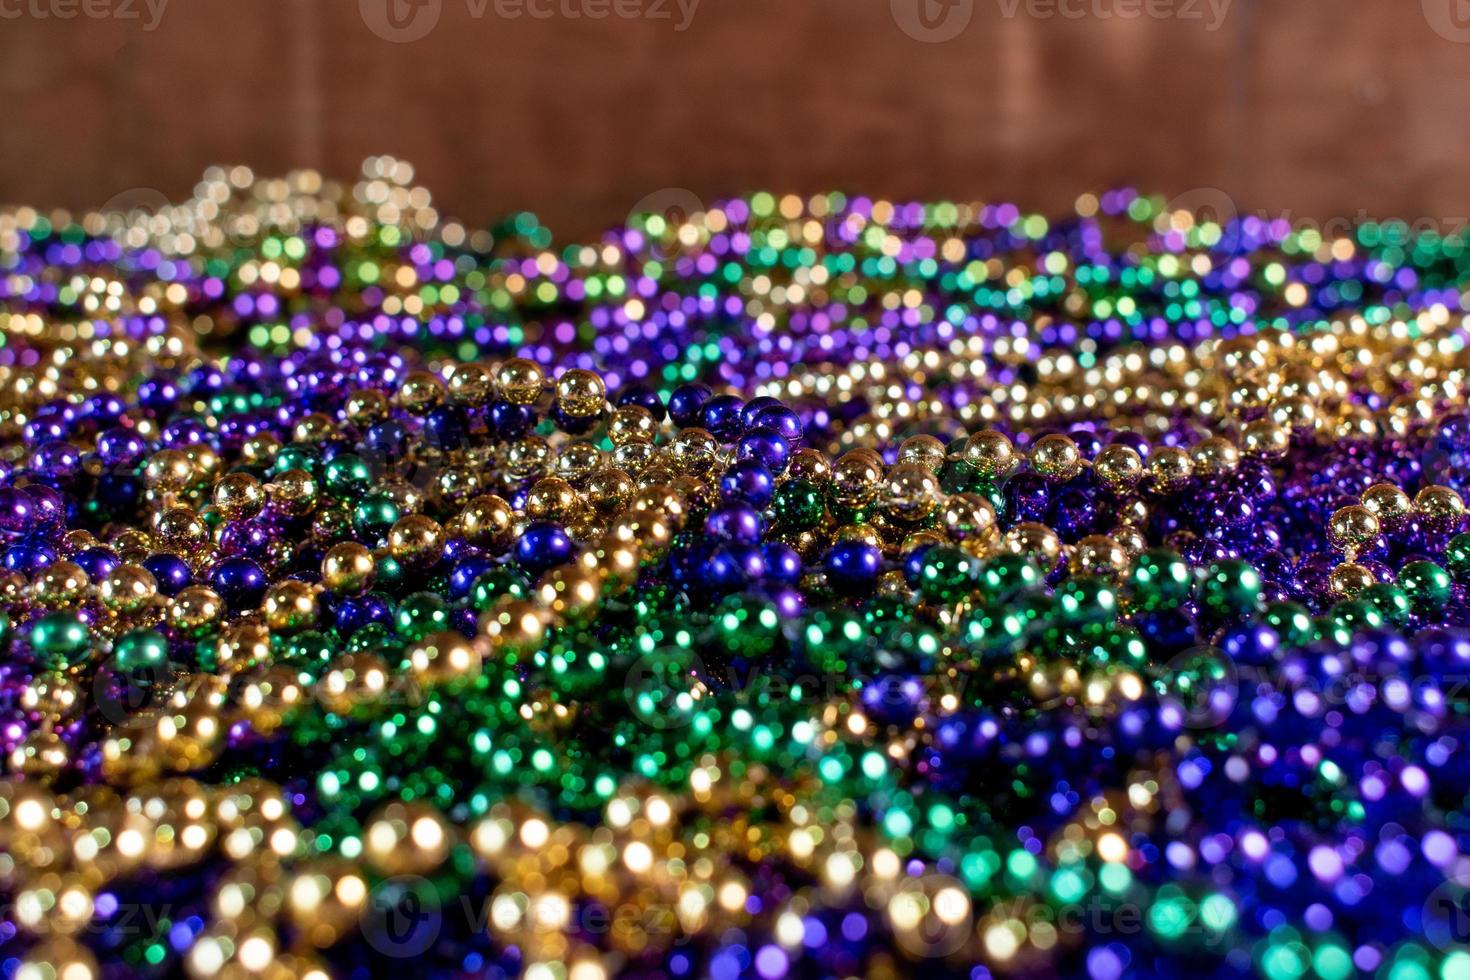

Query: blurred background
left=2, top=0, right=1469, bottom=239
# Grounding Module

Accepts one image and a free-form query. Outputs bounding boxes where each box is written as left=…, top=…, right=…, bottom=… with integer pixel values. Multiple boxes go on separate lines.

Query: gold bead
left=897, top=434, right=946, bottom=472
left=1093, top=444, right=1143, bottom=493
left=1030, top=433, right=1082, bottom=483
left=669, top=428, right=719, bottom=476
left=1328, top=562, right=1375, bottom=598
left=397, top=370, right=446, bottom=413
left=786, top=448, right=832, bottom=484
left=1069, top=534, right=1130, bottom=580
left=884, top=462, right=942, bottom=522
left=169, top=586, right=224, bottom=637
left=241, top=433, right=281, bottom=466
left=238, top=665, right=305, bottom=734
left=213, top=472, right=267, bottom=521
left=362, top=802, right=452, bottom=876
left=963, top=430, right=1015, bottom=479
left=154, top=506, right=209, bottom=551
left=388, top=514, right=446, bottom=568
left=315, top=653, right=391, bottom=716
left=584, top=468, right=635, bottom=516
left=343, top=388, right=389, bottom=425
left=555, top=369, right=606, bottom=417
left=830, top=451, right=883, bottom=508
left=1362, top=483, right=1412, bottom=525
left=408, top=631, right=482, bottom=685
left=1414, top=484, right=1466, bottom=529
left=481, top=598, right=550, bottom=661
left=292, top=412, right=336, bottom=444
left=1148, top=446, right=1193, bottom=493
left=1004, top=522, right=1062, bottom=567
left=496, top=357, right=546, bottom=405
left=1190, top=436, right=1239, bottom=479
left=269, top=469, right=319, bottom=517
left=321, top=542, right=375, bottom=595
left=461, top=495, right=515, bottom=553
left=1241, top=419, right=1290, bottom=459
left=526, top=477, right=581, bottom=523
left=941, top=492, right=996, bottom=542
left=216, top=619, right=272, bottom=674
left=99, top=563, right=158, bottom=614
left=554, top=441, right=604, bottom=484
left=31, top=560, right=89, bottom=607
left=607, top=405, right=658, bottom=446
left=1327, top=505, right=1380, bottom=555
left=263, top=580, right=318, bottom=632
left=446, top=362, right=493, bottom=406
left=144, top=449, right=194, bottom=493
left=535, top=565, right=603, bottom=625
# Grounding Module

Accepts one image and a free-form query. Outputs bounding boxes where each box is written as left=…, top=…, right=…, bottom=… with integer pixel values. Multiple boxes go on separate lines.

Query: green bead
left=112, top=630, right=170, bottom=677
left=1447, top=533, right=1470, bottom=582
left=353, top=494, right=401, bottom=544
left=1399, top=559, right=1451, bottom=610
left=470, top=568, right=531, bottom=611
left=1359, top=583, right=1412, bottom=625
left=1055, top=575, right=1118, bottom=625
left=1330, top=598, right=1384, bottom=636
left=1196, top=559, right=1262, bottom=616
left=1262, top=601, right=1315, bottom=647
left=979, top=554, right=1042, bottom=600
left=347, top=622, right=396, bottom=654
left=918, top=546, right=979, bottom=603
left=30, top=612, right=90, bottom=668
left=394, top=592, right=449, bottom=641
left=375, top=555, right=406, bottom=592
left=711, top=593, right=780, bottom=657
left=773, top=479, right=825, bottom=530
left=272, top=444, right=319, bottom=476
left=323, top=454, right=374, bottom=498
left=1127, top=548, right=1192, bottom=611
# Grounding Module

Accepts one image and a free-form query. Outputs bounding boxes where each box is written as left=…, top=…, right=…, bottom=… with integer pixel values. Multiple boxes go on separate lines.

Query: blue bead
left=705, top=504, right=763, bottom=545
left=362, top=420, right=409, bottom=468
left=448, top=556, right=496, bottom=600
left=761, top=543, right=802, bottom=583
left=720, top=459, right=774, bottom=508
left=616, top=384, right=666, bottom=421
left=210, top=556, right=268, bottom=610
left=76, top=547, right=122, bottom=581
left=490, top=400, right=537, bottom=439
left=739, top=396, right=782, bottom=431
left=668, top=384, right=712, bottom=429
left=826, top=541, right=882, bottom=593
left=737, top=428, right=791, bottom=473
left=515, top=522, right=574, bottom=574
left=750, top=404, right=804, bottom=444
left=423, top=406, right=470, bottom=452
left=702, top=395, right=745, bottom=442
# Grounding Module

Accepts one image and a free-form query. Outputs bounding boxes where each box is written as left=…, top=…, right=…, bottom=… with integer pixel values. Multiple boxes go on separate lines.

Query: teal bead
left=30, top=612, right=91, bottom=669
left=1127, top=548, right=1193, bottom=611
left=112, top=630, right=170, bottom=677
left=394, top=592, right=450, bottom=641
left=1196, top=559, right=1262, bottom=616
left=772, top=479, right=825, bottom=530
left=1399, top=560, right=1451, bottom=610
left=918, top=546, right=979, bottom=603
left=1055, top=575, right=1118, bottom=625
left=323, top=454, right=373, bottom=498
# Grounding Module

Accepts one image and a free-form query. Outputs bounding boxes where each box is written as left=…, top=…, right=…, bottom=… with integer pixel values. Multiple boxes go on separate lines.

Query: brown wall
left=2, top=0, right=1468, bottom=240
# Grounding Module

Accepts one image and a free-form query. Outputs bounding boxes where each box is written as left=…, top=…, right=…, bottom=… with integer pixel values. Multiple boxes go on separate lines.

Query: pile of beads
left=1, top=161, right=1470, bottom=980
